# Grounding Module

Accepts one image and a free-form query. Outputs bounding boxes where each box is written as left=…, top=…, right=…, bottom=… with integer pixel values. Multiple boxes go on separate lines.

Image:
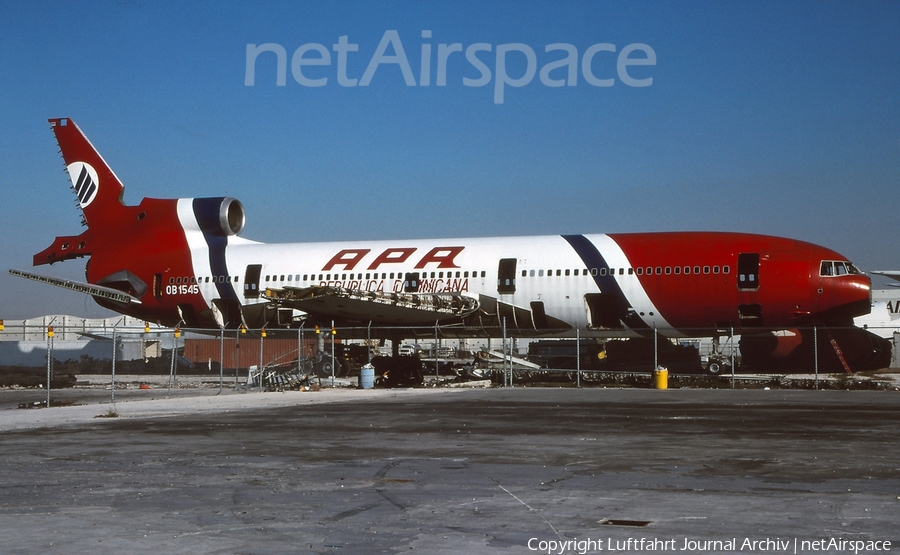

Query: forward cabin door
left=737, top=253, right=762, bottom=325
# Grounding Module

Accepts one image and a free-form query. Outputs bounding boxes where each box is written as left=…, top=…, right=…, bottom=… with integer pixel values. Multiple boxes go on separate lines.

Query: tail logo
left=66, top=162, right=99, bottom=208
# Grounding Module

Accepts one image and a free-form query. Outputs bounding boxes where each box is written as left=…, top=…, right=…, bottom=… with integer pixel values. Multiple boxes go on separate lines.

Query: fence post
left=259, top=328, right=265, bottom=392
left=576, top=328, right=581, bottom=388
left=653, top=324, right=658, bottom=374
left=813, top=325, right=818, bottom=390
left=219, top=327, right=224, bottom=394
left=46, top=324, right=54, bottom=408
left=331, top=320, right=336, bottom=388
left=730, top=325, right=735, bottom=389
left=111, top=325, right=117, bottom=407
left=502, top=317, right=508, bottom=387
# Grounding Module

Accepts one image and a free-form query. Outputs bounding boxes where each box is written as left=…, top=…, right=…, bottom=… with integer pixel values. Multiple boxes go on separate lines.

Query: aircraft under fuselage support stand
left=8, top=118, right=888, bottom=372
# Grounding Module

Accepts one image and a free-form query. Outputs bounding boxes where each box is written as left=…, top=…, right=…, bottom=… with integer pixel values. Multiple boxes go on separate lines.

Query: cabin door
left=243, top=264, right=262, bottom=298
left=497, top=258, right=517, bottom=294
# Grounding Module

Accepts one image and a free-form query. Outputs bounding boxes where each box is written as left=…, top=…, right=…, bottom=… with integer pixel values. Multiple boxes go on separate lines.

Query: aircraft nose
left=830, top=274, right=872, bottom=320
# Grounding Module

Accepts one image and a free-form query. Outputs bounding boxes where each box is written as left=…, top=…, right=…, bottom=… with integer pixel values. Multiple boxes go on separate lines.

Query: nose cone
left=817, top=273, right=871, bottom=324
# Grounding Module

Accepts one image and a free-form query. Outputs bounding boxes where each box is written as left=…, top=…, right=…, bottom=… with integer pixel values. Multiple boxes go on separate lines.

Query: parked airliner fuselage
left=20, top=118, right=872, bottom=343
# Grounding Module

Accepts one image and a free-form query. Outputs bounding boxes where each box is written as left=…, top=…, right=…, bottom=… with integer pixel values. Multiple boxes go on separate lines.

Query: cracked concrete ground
left=1, top=387, right=899, bottom=554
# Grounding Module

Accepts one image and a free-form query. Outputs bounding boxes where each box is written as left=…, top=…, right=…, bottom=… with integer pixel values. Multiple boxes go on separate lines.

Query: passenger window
left=600, top=268, right=607, bottom=276
left=693, top=266, right=700, bottom=274
left=628, top=268, right=633, bottom=275
left=665, top=267, right=671, bottom=275
left=656, top=267, right=662, bottom=275
left=723, top=266, right=730, bottom=274
left=713, top=266, right=720, bottom=274
left=539, top=270, right=544, bottom=277
left=565, top=269, right=570, bottom=276
left=674, top=267, right=681, bottom=275
left=636, top=267, right=643, bottom=275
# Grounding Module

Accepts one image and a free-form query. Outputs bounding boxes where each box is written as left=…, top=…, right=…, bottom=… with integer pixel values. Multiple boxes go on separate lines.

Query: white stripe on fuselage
left=207, top=234, right=676, bottom=334
left=176, top=198, right=215, bottom=305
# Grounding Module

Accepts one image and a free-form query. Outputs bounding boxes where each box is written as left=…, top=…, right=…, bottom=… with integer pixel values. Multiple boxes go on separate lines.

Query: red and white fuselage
left=22, top=118, right=871, bottom=340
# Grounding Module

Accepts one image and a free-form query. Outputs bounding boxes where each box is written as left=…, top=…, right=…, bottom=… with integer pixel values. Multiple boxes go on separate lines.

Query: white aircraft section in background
left=855, top=287, right=900, bottom=339
left=872, top=271, right=900, bottom=286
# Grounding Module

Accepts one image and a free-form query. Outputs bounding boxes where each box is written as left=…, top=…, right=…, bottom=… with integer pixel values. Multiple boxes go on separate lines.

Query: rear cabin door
left=243, top=264, right=262, bottom=298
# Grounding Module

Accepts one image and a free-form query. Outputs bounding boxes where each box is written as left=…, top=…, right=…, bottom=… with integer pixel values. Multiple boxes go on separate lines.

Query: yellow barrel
left=653, top=366, right=668, bottom=389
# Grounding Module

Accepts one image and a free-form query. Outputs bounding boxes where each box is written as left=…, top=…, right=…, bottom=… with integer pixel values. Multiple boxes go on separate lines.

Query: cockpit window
left=820, top=260, right=863, bottom=277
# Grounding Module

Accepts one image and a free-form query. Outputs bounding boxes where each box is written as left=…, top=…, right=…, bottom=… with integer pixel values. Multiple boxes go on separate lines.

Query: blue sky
left=1, top=1, right=898, bottom=319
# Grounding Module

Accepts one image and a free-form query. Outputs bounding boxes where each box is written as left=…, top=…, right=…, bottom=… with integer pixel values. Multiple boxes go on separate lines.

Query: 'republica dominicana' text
left=245, top=30, right=656, bottom=104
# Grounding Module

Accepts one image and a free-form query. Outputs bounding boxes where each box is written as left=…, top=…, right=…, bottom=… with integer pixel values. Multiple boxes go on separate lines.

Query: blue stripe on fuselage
left=562, top=234, right=649, bottom=330
left=192, top=198, right=237, bottom=300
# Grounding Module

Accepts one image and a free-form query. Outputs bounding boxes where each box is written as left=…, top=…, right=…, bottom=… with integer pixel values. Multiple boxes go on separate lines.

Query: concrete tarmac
left=1, top=386, right=899, bottom=554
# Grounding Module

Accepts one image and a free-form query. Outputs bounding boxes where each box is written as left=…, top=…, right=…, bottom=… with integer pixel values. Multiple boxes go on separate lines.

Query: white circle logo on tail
left=67, top=162, right=99, bottom=208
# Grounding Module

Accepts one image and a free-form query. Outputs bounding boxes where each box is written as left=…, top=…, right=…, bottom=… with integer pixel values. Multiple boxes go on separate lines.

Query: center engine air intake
left=192, top=197, right=246, bottom=237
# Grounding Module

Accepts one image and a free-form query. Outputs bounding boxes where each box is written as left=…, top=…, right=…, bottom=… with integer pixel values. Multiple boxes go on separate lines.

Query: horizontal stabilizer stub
left=9, top=269, right=142, bottom=305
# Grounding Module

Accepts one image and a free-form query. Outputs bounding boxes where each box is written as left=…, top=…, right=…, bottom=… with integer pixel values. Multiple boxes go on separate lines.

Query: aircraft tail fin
left=48, top=118, right=126, bottom=231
